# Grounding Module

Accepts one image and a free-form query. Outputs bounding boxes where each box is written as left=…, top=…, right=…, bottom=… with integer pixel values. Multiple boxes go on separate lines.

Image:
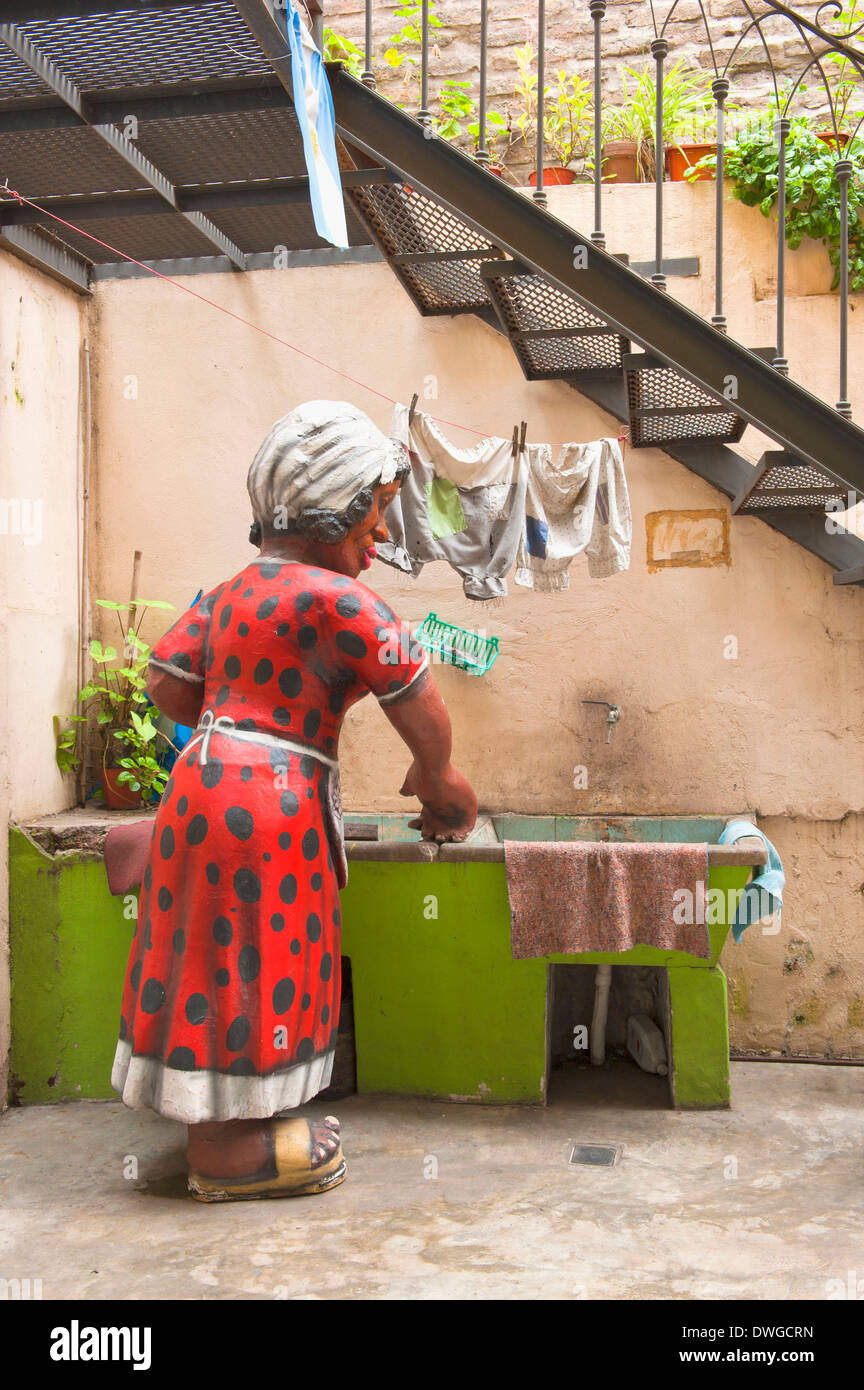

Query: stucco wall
left=86, top=183, right=863, bottom=1058
left=0, top=249, right=85, bottom=1104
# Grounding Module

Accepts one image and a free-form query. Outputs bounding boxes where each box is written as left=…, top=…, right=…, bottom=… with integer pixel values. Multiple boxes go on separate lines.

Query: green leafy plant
left=467, top=108, right=512, bottom=165
left=602, top=61, right=713, bottom=179
left=690, top=121, right=864, bottom=291
left=512, top=46, right=595, bottom=172
left=55, top=597, right=176, bottom=801
left=823, top=0, right=864, bottom=134
left=322, top=27, right=364, bottom=79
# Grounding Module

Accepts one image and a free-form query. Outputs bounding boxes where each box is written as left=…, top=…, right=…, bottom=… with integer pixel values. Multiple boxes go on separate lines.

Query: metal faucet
left=582, top=699, right=620, bottom=743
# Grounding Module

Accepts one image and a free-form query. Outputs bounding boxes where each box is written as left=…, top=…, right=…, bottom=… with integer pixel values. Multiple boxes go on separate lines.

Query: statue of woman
left=112, top=401, right=478, bottom=1201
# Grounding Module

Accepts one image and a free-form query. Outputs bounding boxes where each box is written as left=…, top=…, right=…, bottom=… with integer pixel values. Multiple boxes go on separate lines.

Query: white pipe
left=590, top=963, right=612, bottom=1066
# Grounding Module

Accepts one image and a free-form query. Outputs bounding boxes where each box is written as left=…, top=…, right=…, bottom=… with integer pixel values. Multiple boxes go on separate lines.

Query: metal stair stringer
left=328, top=64, right=864, bottom=501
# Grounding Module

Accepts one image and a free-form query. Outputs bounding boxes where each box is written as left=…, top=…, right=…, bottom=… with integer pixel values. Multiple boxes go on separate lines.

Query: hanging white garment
left=515, top=437, right=631, bottom=590
left=378, top=403, right=529, bottom=600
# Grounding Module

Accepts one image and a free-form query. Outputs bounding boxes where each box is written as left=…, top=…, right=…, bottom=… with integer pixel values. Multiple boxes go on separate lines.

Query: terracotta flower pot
left=529, top=166, right=576, bottom=186
left=600, top=141, right=640, bottom=184
left=666, top=142, right=716, bottom=181
left=489, top=162, right=506, bottom=179
left=102, top=768, right=144, bottom=811
left=815, top=131, right=850, bottom=150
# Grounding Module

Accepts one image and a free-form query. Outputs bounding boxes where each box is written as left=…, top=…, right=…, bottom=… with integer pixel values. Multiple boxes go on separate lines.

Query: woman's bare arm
left=382, top=671, right=478, bottom=840
left=146, top=667, right=204, bottom=729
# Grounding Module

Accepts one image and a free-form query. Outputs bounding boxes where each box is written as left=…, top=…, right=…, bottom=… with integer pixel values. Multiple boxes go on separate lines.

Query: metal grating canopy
left=623, top=352, right=747, bottom=448
left=481, top=260, right=629, bottom=379
left=0, top=2, right=375, bottom=278
left=732, top=451, right=849, bottom=513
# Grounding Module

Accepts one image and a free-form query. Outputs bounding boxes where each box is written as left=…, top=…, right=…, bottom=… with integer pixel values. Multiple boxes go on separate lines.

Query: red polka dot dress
left=111, top=558, right=427, bottom=1124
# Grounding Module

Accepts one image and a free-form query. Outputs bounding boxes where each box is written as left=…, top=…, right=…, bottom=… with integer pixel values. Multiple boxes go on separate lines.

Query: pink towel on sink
left=505, top=840, right=710, bottom=958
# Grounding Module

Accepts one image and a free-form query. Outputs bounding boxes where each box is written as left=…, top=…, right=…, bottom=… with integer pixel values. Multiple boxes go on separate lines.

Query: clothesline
left=1, top=183, right=628, bottom=454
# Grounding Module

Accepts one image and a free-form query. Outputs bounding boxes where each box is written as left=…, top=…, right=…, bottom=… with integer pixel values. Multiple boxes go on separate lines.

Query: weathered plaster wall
left=0, top=249, right=84, bottom=1105
left=86, top=184, right=863, bottom=1058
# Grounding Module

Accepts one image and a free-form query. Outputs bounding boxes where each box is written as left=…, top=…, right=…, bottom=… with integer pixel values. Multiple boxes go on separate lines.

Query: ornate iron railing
left=345, top=0, right=864, bottom=422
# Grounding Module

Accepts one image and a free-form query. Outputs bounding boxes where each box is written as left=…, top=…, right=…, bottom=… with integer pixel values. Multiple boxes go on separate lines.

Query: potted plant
left=602, top=62, right=712, bottom=183
left=513, top=46, right=594, bottom=184
left=468, top=109, right=512, bottom=176
left=55, top=597, right=175, bottom=809
left=817, top=3, right=864, bottom=147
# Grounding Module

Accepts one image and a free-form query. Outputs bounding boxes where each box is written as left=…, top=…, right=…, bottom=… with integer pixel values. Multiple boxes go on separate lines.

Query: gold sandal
left=188, top=1115, right=346, bottom=1203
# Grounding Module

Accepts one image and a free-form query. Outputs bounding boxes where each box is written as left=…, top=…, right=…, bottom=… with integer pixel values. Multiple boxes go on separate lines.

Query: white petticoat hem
left=111, top=1039, right=335, bottom=1124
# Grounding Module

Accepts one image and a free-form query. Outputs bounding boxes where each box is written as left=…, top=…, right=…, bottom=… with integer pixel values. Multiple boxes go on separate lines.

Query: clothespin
left=519, top=420, right=528, bottom=453
left=511, top=425, right=519, bottom=460
left=617, top=424, right=629, bottom=457
left=409, top=393, right=419, bottom=429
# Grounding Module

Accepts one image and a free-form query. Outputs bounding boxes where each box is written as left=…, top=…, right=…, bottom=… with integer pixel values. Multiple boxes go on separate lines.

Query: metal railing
left=348, top=0, right=864, bottom=422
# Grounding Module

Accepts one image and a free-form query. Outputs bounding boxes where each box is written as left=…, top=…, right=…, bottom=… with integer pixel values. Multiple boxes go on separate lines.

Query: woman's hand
left=400, top=761, right=478, bottom=842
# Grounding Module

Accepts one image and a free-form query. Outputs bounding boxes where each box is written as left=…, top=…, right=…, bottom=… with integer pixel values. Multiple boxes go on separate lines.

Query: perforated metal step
left=480, top=259, right=629, bottom=379
left=346, top=179, right=501, bottom=314
left=731, top=449, right=849, bottom=514
left=623, top=351, right=747, bottom=448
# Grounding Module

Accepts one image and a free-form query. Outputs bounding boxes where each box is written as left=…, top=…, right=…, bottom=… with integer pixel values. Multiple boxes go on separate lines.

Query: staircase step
left=480, top=260, right=629, bottom=379
left=833, top=564, right=864, bottom=585
left=345, top=179, right=501, bottom=315
left=731, top=450, right=849, bottom=514
left=623, top=351, right=746, bottom=448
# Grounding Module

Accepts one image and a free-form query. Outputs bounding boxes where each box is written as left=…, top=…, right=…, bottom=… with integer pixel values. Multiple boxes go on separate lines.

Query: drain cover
left=569, top=1143, right=621, bottom=1167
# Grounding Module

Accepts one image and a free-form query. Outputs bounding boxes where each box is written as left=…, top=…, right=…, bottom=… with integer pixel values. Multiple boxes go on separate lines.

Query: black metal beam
left=0, top=1, right=191, bottom=19
left=0, top=21, right=248, bottom=268
left=0, top=169, right=389, bottom=227
left=0, top=77, right=292, bottom=133
left=233, top=0, right=295, bottom=103
left=0, top=224, right=90, bottom=291
left=328, top=65, right=864, bottom=498
left=90, top=244, right=382, bottom=281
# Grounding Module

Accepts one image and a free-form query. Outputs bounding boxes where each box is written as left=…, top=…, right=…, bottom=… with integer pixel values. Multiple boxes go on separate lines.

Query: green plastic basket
left=414, top=612, right=499, bottom=676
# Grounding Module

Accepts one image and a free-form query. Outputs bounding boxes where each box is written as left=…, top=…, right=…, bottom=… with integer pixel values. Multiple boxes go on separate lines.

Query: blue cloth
left=719, top=819, right=785, bottom=942
left=525, top=514, right=549, bottom=559
left=282, top=1, right=349, bottom=249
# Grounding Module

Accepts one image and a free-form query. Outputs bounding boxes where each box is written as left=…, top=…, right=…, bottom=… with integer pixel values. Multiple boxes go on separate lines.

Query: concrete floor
left=1, top=1060, right=862, bottom=1301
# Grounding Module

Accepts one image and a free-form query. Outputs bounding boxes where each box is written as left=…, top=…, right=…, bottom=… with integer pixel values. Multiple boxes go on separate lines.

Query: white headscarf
left=247, top=400, right=406, bottom=526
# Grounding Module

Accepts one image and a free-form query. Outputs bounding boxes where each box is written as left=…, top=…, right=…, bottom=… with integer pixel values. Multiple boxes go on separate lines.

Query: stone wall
left=325, top=1, right=846, bottom=177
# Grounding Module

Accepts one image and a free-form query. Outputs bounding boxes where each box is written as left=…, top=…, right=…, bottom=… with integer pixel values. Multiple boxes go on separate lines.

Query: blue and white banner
left=281, top=0, right=349, bottom=250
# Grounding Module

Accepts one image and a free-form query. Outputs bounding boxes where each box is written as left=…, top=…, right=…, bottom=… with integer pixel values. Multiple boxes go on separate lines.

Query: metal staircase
left=314, top=65, right=864, bottom=589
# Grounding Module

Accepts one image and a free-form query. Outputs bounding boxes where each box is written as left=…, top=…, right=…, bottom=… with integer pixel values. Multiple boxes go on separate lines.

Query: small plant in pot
left=55, top=597, right=175, bottom=809
left=513, top=46, right=595, bottom=184
left=602, top=61, right=712, bottom=183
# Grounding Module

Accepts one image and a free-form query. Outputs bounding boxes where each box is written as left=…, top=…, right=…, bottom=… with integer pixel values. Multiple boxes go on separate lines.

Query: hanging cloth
left=515, top=437, right=631, bottom=590
left=378, top=403, right=529, bottom=600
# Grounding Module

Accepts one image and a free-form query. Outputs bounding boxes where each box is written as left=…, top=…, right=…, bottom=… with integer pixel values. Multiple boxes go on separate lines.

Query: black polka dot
left=331, top=576, right=352, bottom=587
left=238, top=621, right=249, bottom=637
left=240, top=766, right=253, bottom=782
left=143, top=864, right=152, bottom=891
left=142, top=919, right=153, bottom=951
left=214, top=684, right=230, bottom=707
left=175, top=796, right=187, bottom=818
left=273, top=978, right=296, bottom=1014
left=173, top=928, right=186, bottom=955
left=328, top=689, right=346, bottom=715
left=185, top=993, right=209, bottom=1025
left=198, top=593, right=217, bottom=617
left=160, top=825, right=175, bottom=860
left=295, top=1037, right=314, bottom=1063
left=302, top=828, right=320, bottom=861
left=130, top=960, right=142, bottom=991
left=168, top=1046, right=196, bottom=1071
left=335, top=592, right=362, bottom=618
left=188, top=621, right=202, bottom=635
left=234, top=867, right=261, bottom=903
left=231, top=579, right=242, bottom=591
left=298, top=625, right=317, bottom=649
left=311, top=872, right=322, bottom=890
left=303, top=709, right=321, bottom=739
left=290, top=938, right=301, bottom=956
left=295, top=591, right=314, bottom=613
left=280, top=790, right=299, bottom=816
left=219, top=604, right=233, bottom=630
left=271, top=913, right=285, bottom=932
left=243, top=588, right=254, bottom=599
left=263, top=851, right=271, bottom=862
left=157, top=886, right=173, bottom=912
left=320, top=952, right=333, bottom=981
left=257, top=595, right=278, bottom=621
left=300, top=755, right=316, bottom=780
left=306, top=787, right=314, bottom=800
left=238, top=945, right=261, bottom=983
left=140, top=978, right=166, bottom=1013
left=279, top=873, right=297, bottom=905
left=186, top=814, right=208, bottom=845
left=374, top=598, right=398, bottom=624
left=224, top=655, right=241, bottom=679
left=161, top=777, right=175, bottom=804
left=307, top=912, right=322, bottom=943
left=119, top=1015, right=128, bottom=1040
left=225, top=806, right=254, bottom=841
left=336, top=630, right=367, bottom=658
left=333, top=907, right=341, bottom=926
left=259, top=562, right=281, bottom=579
left=169, top=651, right=192, bottom=671
left=215, top=968, right=230, bottom=987
left=254, top=658, right=273, bottom=684
left=301, top=993, right=311, bottom=1010
left=269, top=748, right=289, bottom=775
left=206, top=646, right=215, bottom=670
left=278, top=667, right=303, bottom=699
left=228, top=1057, right=257, bottom=1075
left=205, top=861, right=220, bottom=885
left=321, top=1005, right=330, bottom=1026
left=271, top=706, right=292, bottom=727
left=278, top=830, right=292, bottom=851
left=276, top=622, right=291, bottom=637
left=226, top=1016, right=251, bottom=1051
left=213, top=916, right=233, bottom=946
left=235, top=717, right=257, bottom=731
left=201, top=759, right=223, bottom=789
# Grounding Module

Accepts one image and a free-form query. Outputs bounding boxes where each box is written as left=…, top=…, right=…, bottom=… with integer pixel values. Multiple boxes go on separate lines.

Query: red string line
left=0, top=182, right=492, bottom=437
